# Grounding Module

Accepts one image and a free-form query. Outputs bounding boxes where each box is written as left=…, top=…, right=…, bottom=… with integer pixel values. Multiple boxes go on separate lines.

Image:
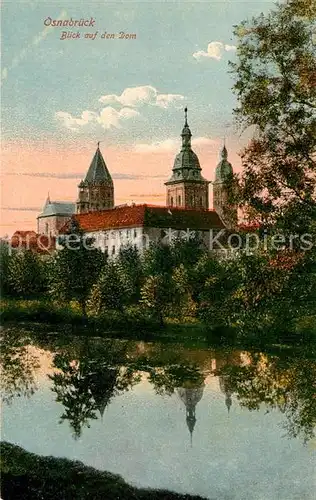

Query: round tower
left=213, top=143, right=237, bottom=228
left=165, top=108, right=210, bottom=209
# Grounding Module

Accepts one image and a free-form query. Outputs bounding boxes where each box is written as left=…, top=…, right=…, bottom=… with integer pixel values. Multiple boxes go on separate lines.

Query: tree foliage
left=88, top=261, right=131, bottom=315
left=49, top=221, right=106, bottom=314
left=7, top=250, right=47, bottom=298
left=230, top=0, right=316, bottom=231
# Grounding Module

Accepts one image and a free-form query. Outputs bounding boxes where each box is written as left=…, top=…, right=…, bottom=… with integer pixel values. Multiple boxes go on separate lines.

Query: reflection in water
left=218, top=376, right=232, bottom=413
left=50, top=346, right=141, bottom=438
left=215, top=352, right=316, bottom=443
left=177, top=384, right=205, bottom=445
left=0, top=330, right=40, bottom=403
left=1, top=326, right=315, bottom=444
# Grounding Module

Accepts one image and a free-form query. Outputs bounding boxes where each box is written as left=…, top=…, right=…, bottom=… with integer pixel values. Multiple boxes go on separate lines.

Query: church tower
left=165, top=108, right=209, bottom=209
left=213, top=144, right=237, bottom=227
left=77, top=144, right=114, bottom=214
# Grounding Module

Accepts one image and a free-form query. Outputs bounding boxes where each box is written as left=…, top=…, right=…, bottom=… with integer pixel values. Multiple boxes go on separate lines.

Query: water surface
left=1, top=326, right=315, bottom=499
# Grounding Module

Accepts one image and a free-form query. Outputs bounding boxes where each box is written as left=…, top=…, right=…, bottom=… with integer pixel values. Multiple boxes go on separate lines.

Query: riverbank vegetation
left=1, top=442, right=206, bottom=500
left=1, top=233, right=315, bottom=347
left=1, top=0, right=315, bottom=347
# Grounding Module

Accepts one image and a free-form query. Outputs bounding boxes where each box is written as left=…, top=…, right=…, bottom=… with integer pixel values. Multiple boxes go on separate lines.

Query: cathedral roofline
left=37, top=201, right=76, bottom=219
left=59, top=204, right=225, bottom=234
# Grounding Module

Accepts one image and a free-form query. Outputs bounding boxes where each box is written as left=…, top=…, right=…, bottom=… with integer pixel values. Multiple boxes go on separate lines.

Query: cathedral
left=37, top=108, right=236, bottom=254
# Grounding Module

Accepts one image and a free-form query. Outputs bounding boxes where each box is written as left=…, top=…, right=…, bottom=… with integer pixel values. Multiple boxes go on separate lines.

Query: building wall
left=166, top=182, right=209, bottom=209
left=79, top=225, right=219, bottom=257
left=84, top=227, right=145, bottom=257
left=77, top=184, right=114, bottom=213
left=38, top=215, right=72, bottom=236
left=166, top=185, right=185, bottom=207
left=184, top=183, right=209, bottom=209
left=213, top=181, right=237, bottom=228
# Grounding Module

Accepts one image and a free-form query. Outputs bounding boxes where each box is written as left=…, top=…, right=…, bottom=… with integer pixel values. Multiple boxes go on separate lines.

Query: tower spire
left=45, top=192, right=51, bottom=206
left=181, top=107, right=192, bottom=150
left=221, top=138, right=228, bottom=159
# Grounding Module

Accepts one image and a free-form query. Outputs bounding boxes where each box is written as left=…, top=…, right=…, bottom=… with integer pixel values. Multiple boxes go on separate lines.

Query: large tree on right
left=231, top=0, right=316, bottom=234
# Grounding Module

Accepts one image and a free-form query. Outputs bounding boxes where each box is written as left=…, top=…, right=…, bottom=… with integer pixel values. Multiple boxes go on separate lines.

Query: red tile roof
left=11, top=231, right=56, bottom=254
left=60, top=204, right=225, bottom=233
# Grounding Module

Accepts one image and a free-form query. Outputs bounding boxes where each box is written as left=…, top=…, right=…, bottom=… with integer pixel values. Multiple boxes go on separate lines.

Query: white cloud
left=55, top=110, right=97, bottom=131
left=55, top=106, right=139, bottom=131
left=56, top=85, right=184, bottom=132
left=134, top=136, right=215, bottom=153
left=193, top=41, right=236, bottom=61
left=99, top=85, right=184, bottom=109
left=156, top=93, right=184, bottom=109
left=97, top=106, right=139, bottom=129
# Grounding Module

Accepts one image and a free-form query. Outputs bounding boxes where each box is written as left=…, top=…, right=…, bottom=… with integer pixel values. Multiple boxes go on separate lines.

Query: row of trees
left=1, top=226, right=315, bottom=343
left=1, top=0, right=315, bottom=344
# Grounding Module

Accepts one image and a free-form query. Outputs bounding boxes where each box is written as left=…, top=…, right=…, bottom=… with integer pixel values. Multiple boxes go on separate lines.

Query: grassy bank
left=1, top=442, right=206, bottom=500
left=1, top=299, right=315, bottom=350
left=0, top=299, right=208, bottom=344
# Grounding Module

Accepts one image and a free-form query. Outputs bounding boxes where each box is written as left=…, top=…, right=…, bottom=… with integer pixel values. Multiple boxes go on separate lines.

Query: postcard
left=1, top=1, right=315, bottom=499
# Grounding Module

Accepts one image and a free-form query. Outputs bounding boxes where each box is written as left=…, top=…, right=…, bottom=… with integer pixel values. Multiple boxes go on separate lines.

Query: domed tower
left=177, top=383, right=205, bottom=446
left=213, top=143, right=237, bottom=227
left=77, top=143, right=114, bottom=214
left=165, top=108, right=209, bottom=209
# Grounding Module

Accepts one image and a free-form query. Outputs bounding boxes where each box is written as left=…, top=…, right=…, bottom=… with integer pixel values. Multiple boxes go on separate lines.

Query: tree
left=230, top=0, right=316, bottom=233
left=171, top=264, right=196, bottom=320
left=88, top=261, right=130, bottom=315
left=8, top=250, right=47, bottom=298
left=0, top=241, right=12, bottom=297
left=49, top=219, right=106, bottom=315
left=117, top=244, right=144, bottom=304
left=141, top=275, right=174, bottom=326
left=143, top=242, right=174, bottom=277
left=194, top=254, right=241, bottom=331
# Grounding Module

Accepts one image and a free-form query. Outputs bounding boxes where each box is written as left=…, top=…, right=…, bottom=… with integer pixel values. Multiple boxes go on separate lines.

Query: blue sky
left=1, top=0, right=276, bottom=234
left=2, top=0, right=274, bottom=145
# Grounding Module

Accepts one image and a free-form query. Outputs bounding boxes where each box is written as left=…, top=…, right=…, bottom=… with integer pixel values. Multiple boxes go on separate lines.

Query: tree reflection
left=147, top=364, right=205, bottom=396
left=215, top=352, right=316, bottom=442
left=2, top=327, right=315, bottom=444
left=0, top=329, right=40, bottom=403
left=49, top=343, right=140, bottom=439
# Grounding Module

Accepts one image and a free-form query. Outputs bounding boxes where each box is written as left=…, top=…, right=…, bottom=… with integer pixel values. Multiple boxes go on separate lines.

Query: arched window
left=45, top=223, right=49, bottom=235
left=178, top=195, right=181, bottom=206
left=170, top=197, right=174, bottom=207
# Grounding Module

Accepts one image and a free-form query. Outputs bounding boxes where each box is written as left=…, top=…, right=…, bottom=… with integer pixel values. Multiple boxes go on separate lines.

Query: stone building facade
left=213, top=144, right=237, bottom=228
left=37, top=196, right=75, bottom=236
left=62, top=204, right=225, bottom=257
left=76, top=143, right=114, bottom=214
left=39, top=108, right=236, bottom=251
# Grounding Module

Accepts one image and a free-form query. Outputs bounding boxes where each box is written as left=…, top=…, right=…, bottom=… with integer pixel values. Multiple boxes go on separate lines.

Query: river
left=1, top=325, right=315, bottom=499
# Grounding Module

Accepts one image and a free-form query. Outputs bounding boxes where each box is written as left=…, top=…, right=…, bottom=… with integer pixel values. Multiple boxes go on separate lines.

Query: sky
left=1, top=0, right=274, bottom=235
